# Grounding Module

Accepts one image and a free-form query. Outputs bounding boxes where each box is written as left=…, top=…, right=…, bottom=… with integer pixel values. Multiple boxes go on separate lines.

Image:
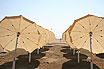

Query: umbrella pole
left=29, top=53, right=31, bottom=63
left=70, top=48, right=72, bottom=50
left=42, top=46, right=44, bottom=49
left=12, top=37, right=18, bottom=69
left=37, top=49, right=39, bottom=54
left=73, top=49, right=75, bottom=55
left=90, top=35, right=93, bottom=69
left=78, top=51, right=80, bottom=63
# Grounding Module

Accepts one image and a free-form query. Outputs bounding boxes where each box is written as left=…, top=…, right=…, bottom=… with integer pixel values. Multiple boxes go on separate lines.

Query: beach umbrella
left=36, top=25, right=47, bottom=54
left=0, top=15, right=40, bottom=69
left=37, top=25, right=47, bottom=48
left=66, top=31, right=76, bottom=54
left=48, top=31, right=55, bottom=43
left=62, top=32, right=66, bottom=43
left=63, top=28, right=81, bottom=63
left=45, top=29, right=51, bottom=43
left=62, top=26, right=77, bottom=55
left=66, top=26, right=80, bottom=63
left=50, top=31, right=56, bottom=42
left=69, top=14, right=104, bottom=69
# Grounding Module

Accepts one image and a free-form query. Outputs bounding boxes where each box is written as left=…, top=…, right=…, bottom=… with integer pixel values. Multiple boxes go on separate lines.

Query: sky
left=0, top=0, right=104, bottom=38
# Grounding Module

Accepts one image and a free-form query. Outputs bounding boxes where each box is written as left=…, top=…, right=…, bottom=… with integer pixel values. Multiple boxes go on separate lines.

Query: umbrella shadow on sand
left=32, top=45, right=53, bottom=54
left=61, top=46, right=76, bottom=55
left=61, top=47, right=99, bottom=69
left=44, top=45, right=54, bottom=48
left=0, top=48, right=46, bottom=69
left=61, top=48, right=72, bottom=54
left=32, top=48, right=49, bottom=54
left=0, top=58, right=40, bottom=69
left=61, top=46, right=70, bottom=49
left=96, top=53, right=104, bottom=59
left=61, top=48, right=88, bottom=60
left=62, top=60, right=99, bottom=69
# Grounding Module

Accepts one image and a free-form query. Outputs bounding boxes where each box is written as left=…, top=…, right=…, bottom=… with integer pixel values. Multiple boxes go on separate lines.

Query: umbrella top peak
left=63, top=14, right=101, bottom=35
left=74, top=14, right=103, bottom=23
left=74, top=14, right=94, bottom=22
left=1, top=15, right=36, bottom=24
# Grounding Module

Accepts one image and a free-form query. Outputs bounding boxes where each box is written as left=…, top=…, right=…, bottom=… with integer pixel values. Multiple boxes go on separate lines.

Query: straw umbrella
left=69, top=14, right=104, bottom=69
left=48, top=30, right=55, bottom=43
left=62, top=26, right=81, bottom=63
left=0, top=15, right=40, bottom=69
left=62, top=26, right=77, bottom=55
left=37, top=26, right=47, bottom=48
left=67, top=26, right=81, bottom=63
left=45, top=29, right=52, bottom=43
left=35, top=25, right=47, bottom=54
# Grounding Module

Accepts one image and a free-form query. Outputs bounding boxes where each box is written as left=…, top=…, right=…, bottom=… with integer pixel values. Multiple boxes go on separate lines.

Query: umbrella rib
left=0, top=27, right=14, bottom=32
left=80, top=36, right=89, bottom=48
left=19, top=37, right=28, bottom=51
left=71, top=31, right=87, bottom=33
left=93, top=29, right=103, bottom=33
left=81, top=20, right=91, bottom=31
left=75, top=35, right=88, bottom=47
left=22, top=36, right=38, bottom=44
left=21, top=32, right=38, bottom=34
left=92, top=19, right=103, bottom=32
left=19, top=16, right=21, bottom=31
left=89, top=16, right=97, bottom=31
left=38, top=33, right=46, bottom=34
left=3, top=37, right=16, bottom=49
left=20, top=24, right=32, bottom=33
left=72, top=33, right=88, bottom=41
left=21, top=36, right=38, bottom=51
left=7, top=19, right=17, bottom=31
left=77, top=22, right=88, bottom=32
left=0, top=33, right=15, bottom=38
left=37, top=34, right=42, bottom=44
left=94, top=33, right=104, bottom=44
left=94, top=32, right=103, bottom=36
left=96, top=24, right=104, bottom=31
left=72, top=34, right=88, bottom=43
left=37, top=35, right=42, bottom=48
left=92, top=37, right=104, bottom=50
left=88, top=15, right=91, bottom=32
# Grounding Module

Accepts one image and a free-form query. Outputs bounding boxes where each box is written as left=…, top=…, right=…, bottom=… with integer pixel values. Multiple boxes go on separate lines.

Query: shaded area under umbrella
left=62, top=60, right=99, bottom=69
left=61, top=46, right=88, bottom=60
left=0, top=50, right=47, bottom=69
left=0, top=58, right=40, bottom=69
left=0, top=42, right=54, bottom=69
left=61, top=46, right=99, bottom=69
left=96, top=53, right=104, bottom=59
left=63, top=14, right=104, bottom=69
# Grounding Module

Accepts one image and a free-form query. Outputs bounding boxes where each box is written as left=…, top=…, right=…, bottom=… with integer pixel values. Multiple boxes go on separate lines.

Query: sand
left=0, top=39, right=104, bottom=69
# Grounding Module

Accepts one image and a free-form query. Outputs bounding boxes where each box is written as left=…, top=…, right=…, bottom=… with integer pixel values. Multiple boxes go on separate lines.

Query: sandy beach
left=0, top=39, right=104, bottom=69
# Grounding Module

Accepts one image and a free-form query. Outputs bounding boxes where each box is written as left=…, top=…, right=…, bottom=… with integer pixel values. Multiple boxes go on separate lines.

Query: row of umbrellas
left=62, top=14, right=104, bottom=69
left=0, top=15, right=55, bottom=69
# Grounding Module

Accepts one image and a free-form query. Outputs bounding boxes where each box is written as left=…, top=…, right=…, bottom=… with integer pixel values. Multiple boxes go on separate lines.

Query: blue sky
left=0, top=0, right=104, bottom=38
